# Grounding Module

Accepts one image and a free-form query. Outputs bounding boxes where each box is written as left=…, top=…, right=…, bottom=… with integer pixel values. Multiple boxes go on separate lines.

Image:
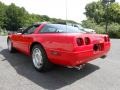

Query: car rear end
left=40, top=24, right=110, bottom=67
left=47, top=33, right=110, bottom=67
left=68, top=33, right=110, bottom=66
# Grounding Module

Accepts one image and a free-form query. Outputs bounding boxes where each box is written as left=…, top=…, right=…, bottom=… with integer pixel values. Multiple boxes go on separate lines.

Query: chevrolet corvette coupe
left=7, top=23, right=110, bottom=71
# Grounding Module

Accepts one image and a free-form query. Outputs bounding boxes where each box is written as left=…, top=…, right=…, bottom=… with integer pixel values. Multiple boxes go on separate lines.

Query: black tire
left=7, top=39, right=16, bottom=53
left=31, top=44, right=53, bottom=72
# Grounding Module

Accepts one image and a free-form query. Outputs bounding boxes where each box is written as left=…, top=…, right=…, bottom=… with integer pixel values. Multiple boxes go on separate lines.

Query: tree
left=83, top=1, right=120, bottom=38
left=5, top=3, right=27, bottom=31
left=0, top=1, right=7, bottom=28
left=84, top=1, right=120, bottom=24
left=85, top=1, right=105, bottom=24
left=0, top=1, right=77, bottom=31
left=108, top=3, right=120, bottom=23
left=41, top=15, right=50, bottom=21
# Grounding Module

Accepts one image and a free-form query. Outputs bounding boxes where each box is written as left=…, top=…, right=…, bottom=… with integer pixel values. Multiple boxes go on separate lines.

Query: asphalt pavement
left=0, top=36, right=120, bottom=90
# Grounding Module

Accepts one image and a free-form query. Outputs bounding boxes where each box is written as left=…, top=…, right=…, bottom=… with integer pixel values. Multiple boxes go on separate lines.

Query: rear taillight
left=85, top=37, right=90, bottom=45
left=104, top=36, right=110, bottom=42
left=104, top=37, right=107, bottom=42
left=77, top=38, right=84, bottom=46
left=108, top=36, right=110, bottom=42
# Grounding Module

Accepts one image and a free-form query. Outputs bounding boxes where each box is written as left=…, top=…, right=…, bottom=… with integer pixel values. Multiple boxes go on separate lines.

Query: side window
left=27, top=26, right=37, bottom=34
left=23, top=25, right=39, bottom=34
left=40, top=25, right=57, bottom=33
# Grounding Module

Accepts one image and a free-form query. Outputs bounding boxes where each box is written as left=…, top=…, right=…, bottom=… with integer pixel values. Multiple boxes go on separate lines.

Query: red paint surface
left=8, top=24, right=111, bottom=66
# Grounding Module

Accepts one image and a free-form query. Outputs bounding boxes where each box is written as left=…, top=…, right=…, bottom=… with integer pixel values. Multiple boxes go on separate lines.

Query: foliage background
left=82, top=1, right=120, bottom=38
left=0, top=1, right=77, bottom=32
left=0, top=1, right=120, bottom=38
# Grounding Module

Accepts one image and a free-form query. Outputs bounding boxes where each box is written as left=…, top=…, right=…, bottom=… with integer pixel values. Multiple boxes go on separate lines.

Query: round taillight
left=107, top=37, right=110, bottom=42
left=77, top=38, right=84, bottom=46
left=104, top=37, right=107, bottom=42
left=85, top=37, right=90, bottom=45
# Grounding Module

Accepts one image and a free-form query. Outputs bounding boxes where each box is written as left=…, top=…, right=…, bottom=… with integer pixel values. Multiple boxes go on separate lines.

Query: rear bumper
left=48, top=42, right=110, bottom=66
left=69, top=49, right=109, bottom=66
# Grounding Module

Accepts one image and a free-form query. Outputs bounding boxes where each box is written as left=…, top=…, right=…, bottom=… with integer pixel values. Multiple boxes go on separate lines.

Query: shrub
left=82, top=20, right=120, bottom=38
left=107, top=23, right=120, bottom=38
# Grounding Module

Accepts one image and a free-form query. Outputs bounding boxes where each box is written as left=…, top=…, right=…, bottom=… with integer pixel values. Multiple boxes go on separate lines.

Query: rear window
left=40, top=24, right=85, bottom=33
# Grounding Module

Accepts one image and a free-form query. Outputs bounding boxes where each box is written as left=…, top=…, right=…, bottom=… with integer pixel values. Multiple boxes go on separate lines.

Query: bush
left=82, top=19, right=106, bottom=34
left=82, top=20, right=120, bottom=38
left=108, top=23, right=120, bottom=38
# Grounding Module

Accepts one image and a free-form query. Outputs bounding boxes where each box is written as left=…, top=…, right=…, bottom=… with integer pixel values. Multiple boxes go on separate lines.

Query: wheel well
left=30, top=42, right=45, bottom=54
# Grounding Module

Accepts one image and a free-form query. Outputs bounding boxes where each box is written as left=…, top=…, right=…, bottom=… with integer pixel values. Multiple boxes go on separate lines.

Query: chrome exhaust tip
left=100, top=55, right=107, bottom=59
left=67, top=64, right=86, bottom=70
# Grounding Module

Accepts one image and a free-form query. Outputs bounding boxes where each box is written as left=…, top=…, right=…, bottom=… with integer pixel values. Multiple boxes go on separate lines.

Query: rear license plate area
left=93, top=43, right=104, bottom=52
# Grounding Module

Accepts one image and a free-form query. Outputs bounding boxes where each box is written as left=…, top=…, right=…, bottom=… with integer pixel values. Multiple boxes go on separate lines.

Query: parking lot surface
left=0, top=36, right=120, bottom=90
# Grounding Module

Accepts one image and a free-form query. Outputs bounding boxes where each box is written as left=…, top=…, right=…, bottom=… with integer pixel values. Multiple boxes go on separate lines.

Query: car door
left=15, top=25, right=39, bottom=54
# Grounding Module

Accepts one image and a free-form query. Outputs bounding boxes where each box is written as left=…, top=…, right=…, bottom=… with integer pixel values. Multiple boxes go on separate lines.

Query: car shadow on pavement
left=0, top=49, right=100, bottom=90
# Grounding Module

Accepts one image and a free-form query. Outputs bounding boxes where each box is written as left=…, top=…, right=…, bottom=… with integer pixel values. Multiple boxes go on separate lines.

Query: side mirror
left=17, top=28, right=24, bottom=33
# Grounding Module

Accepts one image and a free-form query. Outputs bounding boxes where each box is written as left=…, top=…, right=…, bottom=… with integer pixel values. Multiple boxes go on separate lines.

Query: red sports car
left=7, top=23, right=110, bottom=71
